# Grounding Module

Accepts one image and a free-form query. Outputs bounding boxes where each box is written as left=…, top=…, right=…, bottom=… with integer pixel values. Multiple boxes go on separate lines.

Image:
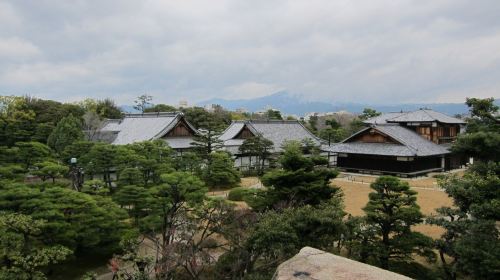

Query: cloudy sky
left=1, top=0, right=500, bottom=105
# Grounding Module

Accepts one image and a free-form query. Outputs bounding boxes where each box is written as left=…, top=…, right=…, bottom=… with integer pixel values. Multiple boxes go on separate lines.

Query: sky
left=1, top=0, right=500, bottom=106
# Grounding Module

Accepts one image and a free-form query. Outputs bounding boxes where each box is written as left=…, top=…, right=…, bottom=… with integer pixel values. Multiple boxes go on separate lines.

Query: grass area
left=333, top=175, right=453, bottom=239
left=240, top=177, right=261, bottom=188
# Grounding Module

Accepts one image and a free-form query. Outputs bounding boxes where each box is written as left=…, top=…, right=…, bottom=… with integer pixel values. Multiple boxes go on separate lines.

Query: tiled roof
left=363, top=112, right=404, bottom=124
left=365, top=109, right=465, bottom=124
left=219, top=120, right=323, bottom=152
left=97, top=112, right=198, bottom=146
left=329, top=124, right=450, bottom=157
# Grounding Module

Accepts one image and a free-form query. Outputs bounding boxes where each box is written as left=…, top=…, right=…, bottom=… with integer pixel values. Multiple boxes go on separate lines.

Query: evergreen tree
left=95, top=98, right=123, bottom=119
left=191, top=127, right=224, bottom=160
left=452, top=97, right=500, bottom=162
left=144, top=103, right=177, bottom=113
left=203, top=151, right=241, bottom=189
left=238, top=135, right=274, bottom=175
left=0, top=213, right=72, bottom=280
left=81, top=179, right=109, bottom=196
left=259, top=141, right=339, bottom=210
left=14, top=141, right=51, bottom=169
left=128, top=140, right=173, bottom=186
left=47, top=114, right=84, bottom=154
left=0, top=96, right=36, bottom=146
left=133, top=94, right=153, bottom=113
left=113, top=185, right=149, bottom=224
left=140, top=172, right=207, bottom=278
left=363, top=176, right=434, bottom=269
left=359, top=108, right=382, bottom=120
left=33, top=161, right=69, bottom=183
left=0, top=184, right=130, bottom=253
left=429, top=162, right=500, bottom=280
left=84, top=143, right=117, bottom=189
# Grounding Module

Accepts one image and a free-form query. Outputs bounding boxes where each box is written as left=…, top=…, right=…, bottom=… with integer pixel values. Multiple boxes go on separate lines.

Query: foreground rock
left=273, top=247, right=411, bottom=280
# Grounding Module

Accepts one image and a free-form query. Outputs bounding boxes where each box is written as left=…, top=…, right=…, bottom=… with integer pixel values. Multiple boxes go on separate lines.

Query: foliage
left=191, top=127, right=224, bottom=160
left=266, top=109, right=282, bottom=120
left=118, top=168, right=143, bottom=187
left=258, top=141, right=339, bottom=210
left=174, top=151, right=202, bottom=174
left=0, top=164, right=25, bottom=181
left=14, top=141, right=51, bottom=169
left=452, top=97, right=500, bottom=162
left=113, top=185, right=149, bottom=224
left=81, top=179, right=109, bottom=196
left=247, top=200, right=345, bottom=258
left=0, top=96, right=37, bottom=146
left=133, top=94, right=153, bottom=113
left=83, top=143, right=118, bottom=188
left=429, top=163, right=500, bottom=280
left=82, top=111, right=103, bottom=141
left=202, top=151, right=241, bottom=189
left=307, top=115, right=318, bottom=132
left=0, top=184, right=130, bottom=254
left=61, top=140, right=95, bottom=165
left=216, top=200, right=345, bottom=279
left=47, top=114, right=85, bottom=154
left=144, top=103, right=177, bottom=113
left=239, top=135, right=274, bottom=175
left=359, top=108, right=381, bottom=120
left=95, top=98, right=123, bottom=119
left=33, top=161, right=69, bottom=183
left=319, top=127, right=348, bottom=143
left=0, top=212, right=72, bottom=280
left=181, top=106, right=231, bottom=129
left=363, top=176, right=434, bottom=269
left=127, top=140, right=174, bottom=186
left=136, top=172, right=213, bottom=278
left=227, top=187, right=259, bottom=201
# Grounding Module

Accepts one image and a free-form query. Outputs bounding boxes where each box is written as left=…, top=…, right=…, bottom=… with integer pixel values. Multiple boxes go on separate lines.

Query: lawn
left=333, top=176, right=453, bottom=239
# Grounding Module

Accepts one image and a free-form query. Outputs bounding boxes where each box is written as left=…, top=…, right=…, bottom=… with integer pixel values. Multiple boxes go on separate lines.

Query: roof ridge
left=421, top=109, right=437, bottom=121
left=375, top=125, right=419, bottom=154
left=123, top=112, right=181, bottom=118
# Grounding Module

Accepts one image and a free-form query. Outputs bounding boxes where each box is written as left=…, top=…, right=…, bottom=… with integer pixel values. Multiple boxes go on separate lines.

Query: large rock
left=273, top=247, right=412, bottom=280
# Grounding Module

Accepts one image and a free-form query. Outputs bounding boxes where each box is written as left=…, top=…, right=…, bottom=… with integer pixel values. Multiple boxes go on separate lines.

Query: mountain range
left=121, top=91, right=497, bottom=116
left=198, top=91, right=485, bottom=116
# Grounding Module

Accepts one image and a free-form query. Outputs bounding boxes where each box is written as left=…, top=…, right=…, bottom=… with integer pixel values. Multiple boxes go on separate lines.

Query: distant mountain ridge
left=121, top=91, right=498, bottom=116
left=198, top=91, right=491, bottom=116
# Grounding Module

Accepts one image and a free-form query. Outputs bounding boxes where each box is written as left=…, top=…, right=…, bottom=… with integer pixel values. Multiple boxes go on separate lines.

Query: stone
left=273, top=247, right=412, bottom=280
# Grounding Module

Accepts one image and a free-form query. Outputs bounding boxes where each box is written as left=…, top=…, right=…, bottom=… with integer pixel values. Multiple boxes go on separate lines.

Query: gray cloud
left=0, top=0, right=499, bottom=105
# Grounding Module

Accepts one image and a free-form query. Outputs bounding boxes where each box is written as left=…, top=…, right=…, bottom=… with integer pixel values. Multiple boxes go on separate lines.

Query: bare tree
left=82, top=111, right=103, bottom=141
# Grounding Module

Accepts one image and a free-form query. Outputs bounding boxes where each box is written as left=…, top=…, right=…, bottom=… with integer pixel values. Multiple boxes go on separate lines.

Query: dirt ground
left=333, top=175, right=454, bottom=239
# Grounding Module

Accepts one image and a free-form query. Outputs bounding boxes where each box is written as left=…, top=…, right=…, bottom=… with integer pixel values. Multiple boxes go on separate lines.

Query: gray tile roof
left=97, top=112, right=198, bottom=146
left=365, top=109, right=464, bottom=124
left=363, top=112, right=405, bottom=124
left=329, top=124, right=450, bottom=157
left=219, top=120, right=323, bottom=152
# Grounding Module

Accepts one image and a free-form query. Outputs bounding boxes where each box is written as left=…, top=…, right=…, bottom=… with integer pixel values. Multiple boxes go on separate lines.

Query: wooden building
left=219, top=120, right=324, bottom=170
left=328, top=109, right=466, bottom=177
left=96, top=112, right=199, bottom=153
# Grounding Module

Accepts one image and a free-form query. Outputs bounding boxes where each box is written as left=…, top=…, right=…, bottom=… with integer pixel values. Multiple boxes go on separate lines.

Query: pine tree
left=363, top=176, right=434, bottom=269
left=259, top=141, right=339, bottom=210
left=47, top=114, right=84, bottom=154
left=239, top=135, right=274, bottom=175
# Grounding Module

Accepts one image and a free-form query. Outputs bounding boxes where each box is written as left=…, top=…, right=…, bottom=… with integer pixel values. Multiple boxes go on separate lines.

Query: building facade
left=327, top=109, right=466, bottom=177
left=96, top=112, right=199, bottom=153
left=219, top=120, right=325, bottom=170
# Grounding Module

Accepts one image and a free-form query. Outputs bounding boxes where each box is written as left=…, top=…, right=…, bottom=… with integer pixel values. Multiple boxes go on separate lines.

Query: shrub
left=227, top=187, right=251, bottom=201
left=227, top=187, right=263, bottom=202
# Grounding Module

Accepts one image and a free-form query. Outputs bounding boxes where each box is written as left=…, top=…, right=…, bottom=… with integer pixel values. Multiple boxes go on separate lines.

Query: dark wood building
left=328, top=109, right=466, bottom=177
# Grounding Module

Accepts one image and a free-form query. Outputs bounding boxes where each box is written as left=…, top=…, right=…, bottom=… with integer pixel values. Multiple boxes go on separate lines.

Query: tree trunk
left=380, top=229, right=390, bottom=269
